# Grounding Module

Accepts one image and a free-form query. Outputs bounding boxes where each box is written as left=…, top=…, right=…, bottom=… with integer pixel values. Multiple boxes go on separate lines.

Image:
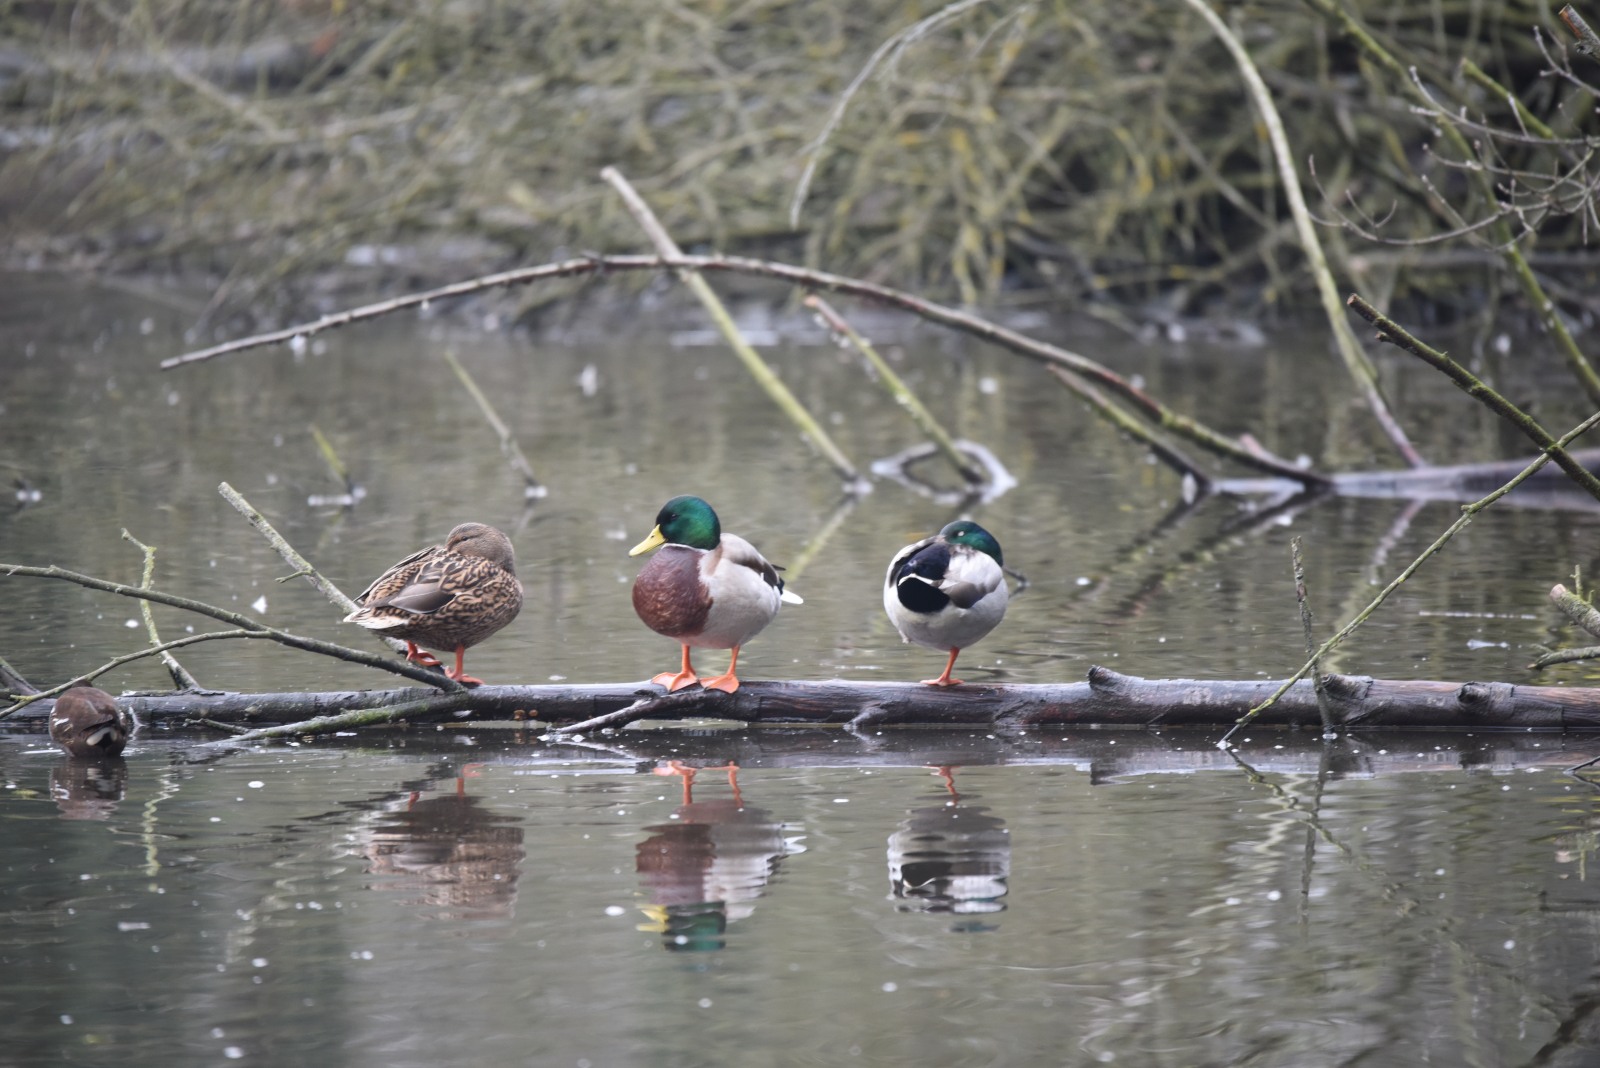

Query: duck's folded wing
left=937, top=552, right=1003, bottom=609
left=353, top=544, right=438, bottom=603
left=372, top=557, right=461, bottom=615
left=720, top=535, right=788, bottom=593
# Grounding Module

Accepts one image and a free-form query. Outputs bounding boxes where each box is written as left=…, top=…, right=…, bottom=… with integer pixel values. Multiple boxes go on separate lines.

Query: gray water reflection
left=4, top=729, right=1600, bottom=1065
left=352, top=776, right=526, bottom=922
left=47, top=756, right=129, bottom=821
left=887, top=768, right=1011, bottom=922
left=634, top=761, right=798, bottom=951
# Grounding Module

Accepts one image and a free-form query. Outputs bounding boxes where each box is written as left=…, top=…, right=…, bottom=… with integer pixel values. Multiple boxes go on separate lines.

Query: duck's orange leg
left=653, top=759, right=698, bottom=804
left=699, top=646, right=744, bottom=693
left=444, top=645, right=485, bottom=687
left=652, top=645, right=700, bottom=692
left=921, top=648, right=963, bottom=687
left=720, top=763, right=743, bottom=808
left=404, top=641, right=443, bottom=668
left=652, top=761, right=742, bottom=806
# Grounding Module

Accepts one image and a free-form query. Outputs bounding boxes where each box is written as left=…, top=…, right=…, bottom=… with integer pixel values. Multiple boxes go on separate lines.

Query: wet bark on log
left=6, top=668, right=1599, bottom=732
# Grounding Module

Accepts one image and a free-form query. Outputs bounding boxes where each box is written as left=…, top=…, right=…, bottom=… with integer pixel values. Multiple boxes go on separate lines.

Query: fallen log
left=5, top=667, right=1599, bottom=734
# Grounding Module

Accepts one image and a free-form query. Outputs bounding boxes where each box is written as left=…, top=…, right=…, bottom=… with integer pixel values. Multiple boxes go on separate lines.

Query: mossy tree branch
left=0, top=563, right=465, bottom=708
left=120, top=528, right=201, bottom=690
left=162, top=251, right=1330, bottom=488
left=1222, top=406, right=1600, bottom=746
left=1346, top=294, right=1600, bottom=503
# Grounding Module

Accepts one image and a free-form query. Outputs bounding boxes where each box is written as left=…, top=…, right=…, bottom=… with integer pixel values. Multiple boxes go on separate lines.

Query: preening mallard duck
left=629, top=495, right=801, bottom=693
left=884, top=519, right=1008, bottom=687
left=49, top=682, right=133, bottom=758
left=344, top=522, right=523, bottom=686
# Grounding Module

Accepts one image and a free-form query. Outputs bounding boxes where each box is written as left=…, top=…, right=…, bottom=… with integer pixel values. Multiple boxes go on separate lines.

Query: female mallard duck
left=629, top=496, right=801, bottom=693
left=344, top=522, right=523, bottom=686
left=884, top=519, right=1008, bottom=687
left=50, top=682, right=134, bottom=758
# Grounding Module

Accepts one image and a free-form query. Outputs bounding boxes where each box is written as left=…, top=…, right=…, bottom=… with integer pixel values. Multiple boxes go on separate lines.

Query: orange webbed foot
left=405, top=641, right=443, bottom=668
left=652, top=669, right=701, bottom=692
left=699, top=647, right=744, bottom=693
left=651, top=646, right=699, bottom=691
left=445, top=647, right=483, bottom=686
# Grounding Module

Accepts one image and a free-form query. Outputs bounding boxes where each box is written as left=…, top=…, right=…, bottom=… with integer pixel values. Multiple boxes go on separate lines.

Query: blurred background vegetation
left=0, top=0, right=1596, bottom=327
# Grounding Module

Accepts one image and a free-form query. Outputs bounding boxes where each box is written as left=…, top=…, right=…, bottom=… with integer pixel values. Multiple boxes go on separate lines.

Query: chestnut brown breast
left=633, top=546, right=712, bottom=639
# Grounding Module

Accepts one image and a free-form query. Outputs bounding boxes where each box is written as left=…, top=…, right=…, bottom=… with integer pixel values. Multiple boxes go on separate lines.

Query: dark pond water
left=6, top=270, right=1600, bottom=1065
left=7, top=729, right=1600, bottom=1066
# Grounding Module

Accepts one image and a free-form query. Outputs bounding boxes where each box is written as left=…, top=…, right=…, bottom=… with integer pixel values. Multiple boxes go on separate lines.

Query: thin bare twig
left=0, top=655, right=39, bottom=697
left=1346, top=294, right=1600, bottom=502
left=600, top=167, right=868, bottom=491
left=804, top=294, right=980, bottom=485
left=0, top=562, right=463, bottom=695
left=2, top=628, right=255, bottom=717
left=307, top=424, right=364, bottom=506
left=1291, top=536, right=1338, bottom=737
left=441, top=349, right=547, bottom=500
left=787, top=0, right=996, bottom=227
left=217, top=482, right=371, bottom=619
left=1181, top=0, right=1424, bottom=469
left=163, top=252, right=1329, bottom=487
left=1221, top=406, right=1600, bottom=746
left=121, top=528, right=201, bottom=690
left=1048, top=366, right=1213, bottom=496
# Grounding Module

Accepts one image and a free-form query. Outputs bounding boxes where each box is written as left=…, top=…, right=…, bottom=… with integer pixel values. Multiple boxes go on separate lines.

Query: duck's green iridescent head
left=629, top=495, right=722, bottom=555
left=939, top=519, right=1003, bottom=566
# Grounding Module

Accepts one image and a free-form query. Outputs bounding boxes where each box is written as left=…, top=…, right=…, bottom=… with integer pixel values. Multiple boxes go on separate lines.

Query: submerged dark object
left=49, top=683, right=133, bottom=758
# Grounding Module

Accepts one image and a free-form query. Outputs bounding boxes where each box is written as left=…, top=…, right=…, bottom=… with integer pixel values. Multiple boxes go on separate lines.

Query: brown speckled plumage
left=49, top=683, right=133, bottom=758
left=344, top=522, right=523, bottom=684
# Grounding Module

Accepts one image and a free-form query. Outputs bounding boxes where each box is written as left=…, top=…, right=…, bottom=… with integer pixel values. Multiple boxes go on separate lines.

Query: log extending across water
left=8, top=667, right=1600, bottom=732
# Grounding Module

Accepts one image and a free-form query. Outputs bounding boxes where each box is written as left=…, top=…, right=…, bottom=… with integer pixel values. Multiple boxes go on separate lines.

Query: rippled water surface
left=7, top=272, right=1600, bottom=1065
left=7, top=730, right=1600, bottom=1067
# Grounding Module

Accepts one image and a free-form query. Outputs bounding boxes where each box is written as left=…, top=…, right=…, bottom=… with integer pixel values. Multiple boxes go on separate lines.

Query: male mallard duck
left=884, top=519, right=1008, bottom=686
left=49, top=682, right=133, bottom=758
left=344, top=522, right=523, bottom=686
left=629, top=495, right=802, bottom=693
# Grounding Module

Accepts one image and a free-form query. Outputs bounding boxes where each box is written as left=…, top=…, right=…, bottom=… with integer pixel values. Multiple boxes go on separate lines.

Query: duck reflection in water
left=50, top=757, right=128, bottom=821
left=635, top=761, right=799, bottom=952
left=358, top=772, right=525, bottom=921
left=888, top=767, right=1011, bottom=929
